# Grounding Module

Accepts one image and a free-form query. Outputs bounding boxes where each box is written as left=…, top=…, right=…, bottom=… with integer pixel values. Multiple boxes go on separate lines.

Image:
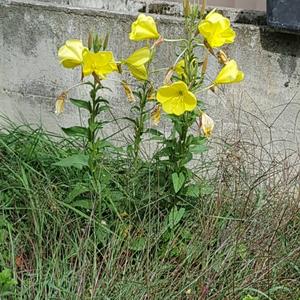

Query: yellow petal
left=157, top=81, right=197, bottom=116
left=174, top=59, right=185, bottom=76
left=129, top=14, right=160, bottom=41
left=172, top=100, right=187, bottom=116
left=156, top=82, right=182, bottom=103
left=198, top=11, right=235, bottom=48
left=236, top=71, right=245, bottom=82
left=184, top=91, right=197, bottom=112
left=125, top=47, right=151, bottom=67
left=214, top=60, right=244, bottom=84
left=82, top=50, right=117, bottom=78
left=127, top=64, right=148, bottom=81
left=58, top=39, right=85, bottom=68
left=221, top=27, right=236, bottom=44
left=161, top=97, right=180, bottom=115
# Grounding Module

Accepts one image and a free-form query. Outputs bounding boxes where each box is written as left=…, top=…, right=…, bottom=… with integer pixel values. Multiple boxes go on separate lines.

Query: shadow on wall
left=259, top=29, right=300, bottom=84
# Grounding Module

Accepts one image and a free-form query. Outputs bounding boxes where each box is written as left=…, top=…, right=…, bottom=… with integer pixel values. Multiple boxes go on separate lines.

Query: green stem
left=87, top=81, right=100, bottom=179
left=133, top=83, right=147, bottom=163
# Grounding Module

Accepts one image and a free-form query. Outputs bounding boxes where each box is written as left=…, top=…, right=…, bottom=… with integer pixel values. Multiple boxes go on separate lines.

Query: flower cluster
left=56, top=5, right=244, bottom=148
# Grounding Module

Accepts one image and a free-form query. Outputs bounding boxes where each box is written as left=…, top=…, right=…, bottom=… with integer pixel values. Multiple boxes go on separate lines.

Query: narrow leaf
left=62, top=126, right=88, bottom=137
left=70, top=98, right=91, bottom=111
left=53, top=154, right=89, bottom=170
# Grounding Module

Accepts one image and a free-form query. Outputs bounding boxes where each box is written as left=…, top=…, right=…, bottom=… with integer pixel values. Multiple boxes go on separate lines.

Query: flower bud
left=88, top=32, right=93, bottom=50
left=183, top=0, right=190, bottom=17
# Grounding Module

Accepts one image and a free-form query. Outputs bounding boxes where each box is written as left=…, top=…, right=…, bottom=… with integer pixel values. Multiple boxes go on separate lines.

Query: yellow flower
left=174, top=59, right=185, bottom=76
left=55, top=92, right=68, bottom=115
left=82, top=49, right=118, bottom=78
left=157, top=81, right=197, bottom=116
left=129, top=14, right=160, bottom=41
left=201, top=112, right=214, bottom=137
left=151, top=105, right=161, bottom=125
left=198, top=10, right=236, bottom=48
left=124, top=47, right=151, bottom=81
left=214, top=60, right=244, bottom=84
left=58, top=39, right=85, bottom=68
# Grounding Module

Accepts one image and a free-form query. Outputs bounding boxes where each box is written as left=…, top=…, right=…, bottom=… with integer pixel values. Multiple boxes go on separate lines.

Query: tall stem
left=87, top=81, right=100, bottom=179
left=133, top=83, right=147, bottom=163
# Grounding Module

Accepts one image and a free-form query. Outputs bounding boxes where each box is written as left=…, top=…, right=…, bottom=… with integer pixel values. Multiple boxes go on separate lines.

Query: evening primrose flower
left=157, top=81, right=197, bottom=116
left=201, top=112, right=214, bottom=137
left=214, top=60, right=244, bottom=85
left=124, top=47, right=151, bottom=81
left=198, top=10, right=235, bottom=48
left=58, top=39, right=85, bottom=68
left=129, top=14, right=160, bottom=41
left=82, top=49, right=118, bottom=78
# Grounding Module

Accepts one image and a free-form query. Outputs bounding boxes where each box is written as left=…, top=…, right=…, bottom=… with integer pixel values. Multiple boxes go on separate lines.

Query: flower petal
left=214, top=60, right=239, bottom=84
left=184, top=91, right=197, bottom=112
left=58, top=39, right=85, bottom=68
left=129, top=14, right=160, bottom=41
left=172, top=99, right=186, bottom=116
left=125, top=47, right=151, bottom=66
left=127, top=64, right=148, bottom=81
left=157, top=85, right=178, bottom=103
left=198, top=11, right=235, bottom=48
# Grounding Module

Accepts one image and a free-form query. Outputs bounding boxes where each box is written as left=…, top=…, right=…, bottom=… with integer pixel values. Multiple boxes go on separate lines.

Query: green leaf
left=71, top=199, right=94, bottom=210
left=172, top=172, right=185, bottom=193
left=53, top=154, right=89, bottom=170
left=200, top=184, right=214, bottom=196
left=129, top=237, right=147, bottom=251
left=96, top=226, right=110, bottom=245
left=70, top=98, right=91, bottom=111
left=0, top=268, right=17, bottom=288
left=242, top=295, right=259, bottom=300
left=189, top=137, right=208, bottom=153
left=62, top=126, right=88, bottom=138
left=146, top=128, right=163, bottom=136
left=121, top=117, right=138, bottom=126
left=189, top=143, right=208, bottom=154
left=102, top=32, right=109, bottom=50
left=168, top=206, right=185, bottom=229
left=190, top=136, right=206, bottom=145
left=185, top=184, right=200, bottom=198
left=66, top=184, right=90, bottom=203
left=237, top=243, right=248, bottom=260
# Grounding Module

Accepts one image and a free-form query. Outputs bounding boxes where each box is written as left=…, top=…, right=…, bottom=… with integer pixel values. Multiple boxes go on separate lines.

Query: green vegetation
left=0, top=121, right=299, bottom=299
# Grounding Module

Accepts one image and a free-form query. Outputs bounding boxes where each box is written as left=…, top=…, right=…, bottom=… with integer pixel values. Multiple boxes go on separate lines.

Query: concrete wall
left=0, top=0, right=299, bottom=157
left=167, top=0, right=266, bottom=11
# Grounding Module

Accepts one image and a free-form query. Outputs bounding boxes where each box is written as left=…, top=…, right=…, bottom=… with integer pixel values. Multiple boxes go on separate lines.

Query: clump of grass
left=0, top=122, right=299, bottom=299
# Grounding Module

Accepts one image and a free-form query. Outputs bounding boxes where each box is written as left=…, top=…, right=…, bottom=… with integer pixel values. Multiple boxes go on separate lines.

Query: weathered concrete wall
left=0, top=0, right=299, bottom=157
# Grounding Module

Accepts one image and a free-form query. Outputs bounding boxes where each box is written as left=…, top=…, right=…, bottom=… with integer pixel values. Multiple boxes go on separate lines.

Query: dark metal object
left=267, top=0, right=300, bottom=31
